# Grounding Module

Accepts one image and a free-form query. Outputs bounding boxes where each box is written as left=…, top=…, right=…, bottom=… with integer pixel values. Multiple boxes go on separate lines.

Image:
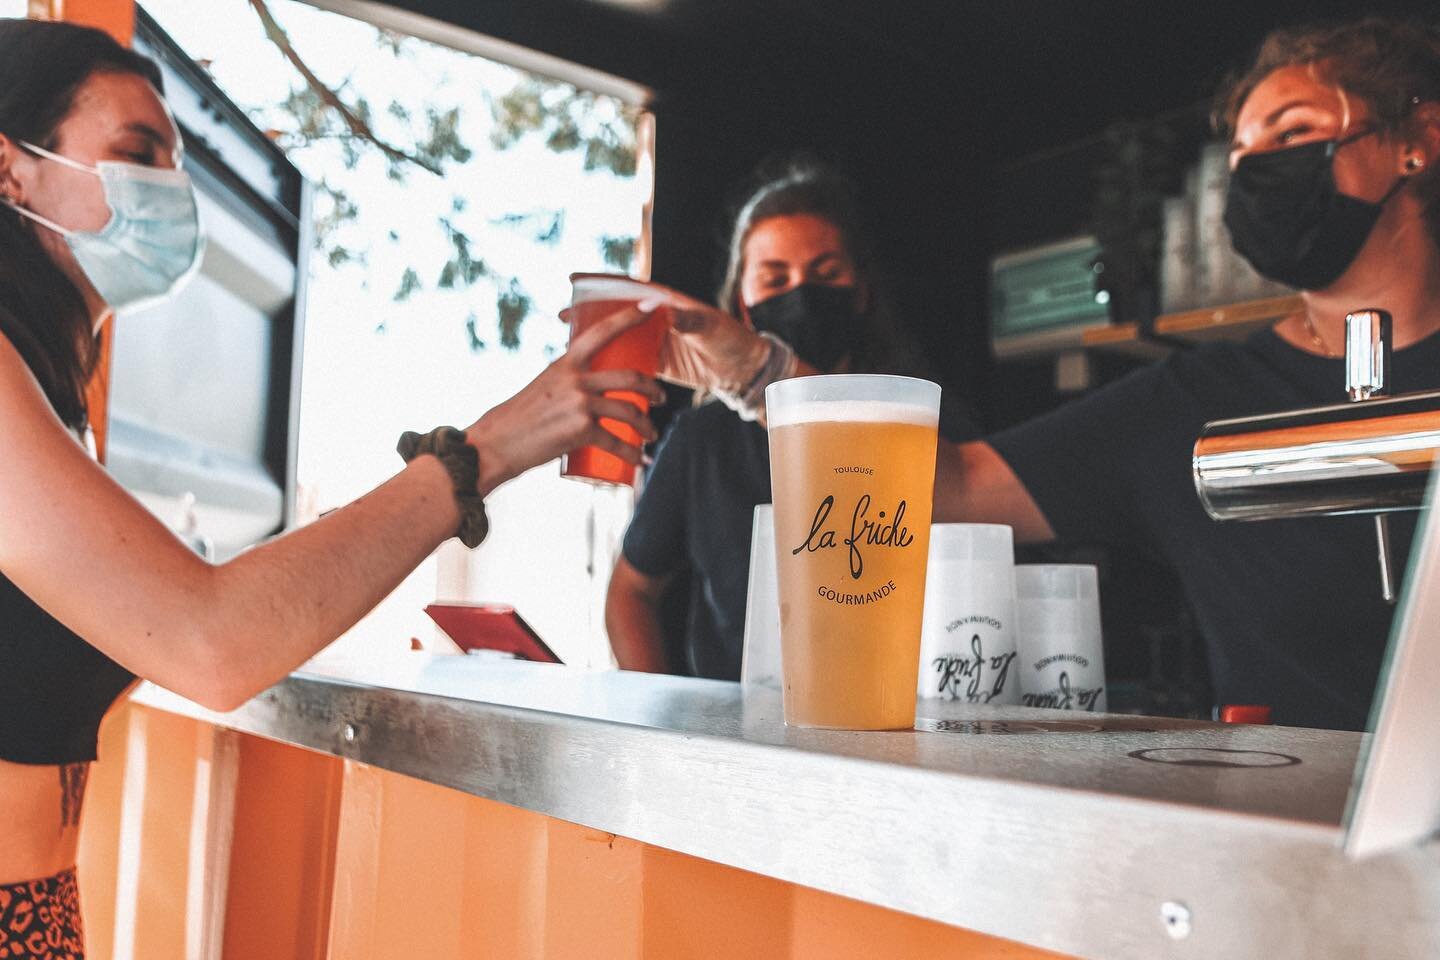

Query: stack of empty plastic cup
left=740, top=505, right=782, bottom=689
left=918, top=523, right=1020, bottom=705
left=1014, top=564, right=1106, bottom=713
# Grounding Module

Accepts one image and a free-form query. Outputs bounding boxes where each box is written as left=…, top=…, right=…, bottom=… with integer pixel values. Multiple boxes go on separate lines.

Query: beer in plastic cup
left=561, top=273, right=670, bottom=486
left=765, top=374, right=941, bottom=729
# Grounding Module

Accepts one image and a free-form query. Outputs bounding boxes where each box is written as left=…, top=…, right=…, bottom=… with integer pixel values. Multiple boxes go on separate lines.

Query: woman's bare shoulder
left=0, top=326, right=30, bottom=371
left=0, top=329, right=30, bottom=389
left=0, top=329, right=63, bottom=426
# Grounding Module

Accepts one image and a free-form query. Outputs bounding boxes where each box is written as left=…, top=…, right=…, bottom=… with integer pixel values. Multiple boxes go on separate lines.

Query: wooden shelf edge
left=1075, top=295, right=1303, bottom=362
left=1155, top=294, right=1303, bottom=341
left=1081, top=323, right=1172, bottom=360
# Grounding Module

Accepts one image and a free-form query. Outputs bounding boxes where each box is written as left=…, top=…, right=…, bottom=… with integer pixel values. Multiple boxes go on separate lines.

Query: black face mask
left=1224, top=129, right=1410, bottom=291
left=746, top=283, right=863, bottom=371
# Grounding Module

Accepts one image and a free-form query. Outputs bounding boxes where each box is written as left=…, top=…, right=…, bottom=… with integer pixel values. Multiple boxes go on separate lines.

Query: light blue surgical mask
left=2, top=141, right=204, bottom=313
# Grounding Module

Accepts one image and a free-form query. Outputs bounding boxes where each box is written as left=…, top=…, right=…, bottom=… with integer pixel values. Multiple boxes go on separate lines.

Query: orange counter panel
left=28, top=0, right=134, bottom=43
left=79, top=704, right=1073, bottom=960
left=223, top=736, right=343, bottom=960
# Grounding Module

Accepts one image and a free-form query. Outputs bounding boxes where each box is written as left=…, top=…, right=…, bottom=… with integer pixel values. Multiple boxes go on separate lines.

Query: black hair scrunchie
left=397, top=425, right=489, bottom=548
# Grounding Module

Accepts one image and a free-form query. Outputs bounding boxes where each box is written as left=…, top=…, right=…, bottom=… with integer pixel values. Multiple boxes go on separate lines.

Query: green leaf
left=463, top=257, right=488, bottom=285
left=496, top=279, right=532, bottom=350
left=376, top=30, right=407, bottom=55
left=393, top=267, right=422, bottom=302
left=422, top=106, right=473, bottom=165
left=599, top=235, right=636, bottom=272
left=536, top=211, right=564, bottom=246
left=545, top=120, right=582, bottom=154
left=465, top=312, right=486, bottom=351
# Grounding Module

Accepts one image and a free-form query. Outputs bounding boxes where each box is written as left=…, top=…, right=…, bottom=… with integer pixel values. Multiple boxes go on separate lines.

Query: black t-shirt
left=624, top=396, right=979, bottom=680
left=623, top=402, right=771, bottom=679
left=990, top=326, right=1440, bottom=730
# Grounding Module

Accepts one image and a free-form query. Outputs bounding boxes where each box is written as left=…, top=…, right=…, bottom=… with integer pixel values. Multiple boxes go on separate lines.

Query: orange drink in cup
left=561, top=273, right=671, bottom=485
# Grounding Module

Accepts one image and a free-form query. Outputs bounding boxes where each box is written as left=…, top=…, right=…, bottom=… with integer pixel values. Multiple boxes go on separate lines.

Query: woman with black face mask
left=607, top=164, right=978, bottom=678
left=650, top=18, right=1440, bottom=729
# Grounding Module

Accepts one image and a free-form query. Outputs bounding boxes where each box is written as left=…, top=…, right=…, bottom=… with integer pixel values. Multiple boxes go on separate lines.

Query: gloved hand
left=638, top=282, right=772, bottom=394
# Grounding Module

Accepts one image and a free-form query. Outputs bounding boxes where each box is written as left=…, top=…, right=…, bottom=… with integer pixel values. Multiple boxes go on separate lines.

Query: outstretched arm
left=0, top=307, right=665, bottom=711
left=932, top=439, right=1056, bottom=544
left=649, top=295, right=1056, bottom=542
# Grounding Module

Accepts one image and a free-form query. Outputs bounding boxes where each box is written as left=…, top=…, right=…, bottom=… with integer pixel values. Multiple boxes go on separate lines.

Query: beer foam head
left=570, top=273, right=657, bottom=305
left=767, top=399, right=939, bottom=429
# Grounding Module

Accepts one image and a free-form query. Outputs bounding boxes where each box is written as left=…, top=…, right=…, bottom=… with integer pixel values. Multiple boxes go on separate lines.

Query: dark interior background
left=385, top=0, right=1437, bottom=411
left=381, top=0, right=1437, bottom=711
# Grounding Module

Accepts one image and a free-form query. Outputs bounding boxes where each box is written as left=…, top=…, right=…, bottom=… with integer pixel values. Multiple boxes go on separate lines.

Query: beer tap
left=1193, top=309, right=1440, bottom=601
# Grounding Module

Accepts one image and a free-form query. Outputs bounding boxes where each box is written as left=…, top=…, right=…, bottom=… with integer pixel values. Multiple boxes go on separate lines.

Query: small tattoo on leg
left=59, top=763, right=89, bottom=829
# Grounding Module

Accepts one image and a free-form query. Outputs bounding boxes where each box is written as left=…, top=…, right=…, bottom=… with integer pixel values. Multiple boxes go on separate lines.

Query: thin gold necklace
left=1301, top=313, right=1340, bottom=358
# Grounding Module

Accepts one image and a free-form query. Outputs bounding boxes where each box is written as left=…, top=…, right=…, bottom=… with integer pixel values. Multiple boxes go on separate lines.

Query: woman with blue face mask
left=653, top=18, right=1440, bottom=731
left=1, top=139, right=203, bottom=316
left=607, top=164, right=979, bottom=678
left=0, top=20, right=663, bottom=951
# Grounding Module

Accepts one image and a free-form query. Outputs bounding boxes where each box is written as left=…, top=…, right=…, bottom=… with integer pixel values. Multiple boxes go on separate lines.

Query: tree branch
left=247, top=0, right=444, bottom=176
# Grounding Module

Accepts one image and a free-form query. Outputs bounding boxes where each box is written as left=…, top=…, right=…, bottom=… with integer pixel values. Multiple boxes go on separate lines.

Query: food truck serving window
left=133, top=0, right=654, bottom=666
left=108, top=8, right=308, bottom=561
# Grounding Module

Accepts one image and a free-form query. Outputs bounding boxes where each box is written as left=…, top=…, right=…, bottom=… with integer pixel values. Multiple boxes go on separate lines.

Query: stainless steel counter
left=131, top=656, right=1440, bottom=960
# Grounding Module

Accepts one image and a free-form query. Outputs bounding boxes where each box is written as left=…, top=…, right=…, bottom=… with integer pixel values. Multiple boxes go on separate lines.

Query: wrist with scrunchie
left=714, top=332, right=798, bottom=421
left=396, top=425, right=490, bottom=548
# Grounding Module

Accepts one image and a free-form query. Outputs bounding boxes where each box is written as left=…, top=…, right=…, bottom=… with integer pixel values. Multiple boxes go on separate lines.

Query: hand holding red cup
left=560, top=274, right=675, bottom=486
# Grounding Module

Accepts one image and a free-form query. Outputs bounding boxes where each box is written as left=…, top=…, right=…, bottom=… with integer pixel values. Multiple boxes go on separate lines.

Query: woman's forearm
left=605, top=564, right=672, bottom=674
left=931, top=440, right=1056, bottom=543
left=0, top=307, right=663, bottom=712
left=188, top=455, right=459, bottom=709
left=606, top=599, right=670, bottom=673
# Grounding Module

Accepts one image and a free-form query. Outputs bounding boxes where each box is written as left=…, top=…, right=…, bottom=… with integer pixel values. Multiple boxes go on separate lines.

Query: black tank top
left=0, top=570, right=135, bottom=764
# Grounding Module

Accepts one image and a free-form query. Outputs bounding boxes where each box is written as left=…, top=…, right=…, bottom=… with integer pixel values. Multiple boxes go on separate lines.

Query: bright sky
left=134, top=0, right=651, bottom=665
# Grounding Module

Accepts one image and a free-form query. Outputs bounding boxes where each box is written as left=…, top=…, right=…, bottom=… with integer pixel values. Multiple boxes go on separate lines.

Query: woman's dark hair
left=1213, top=16, right=1440, bottom=246
left=0, top=19, right=162, bottom=429
left=715, top=160, right=931, bottom=378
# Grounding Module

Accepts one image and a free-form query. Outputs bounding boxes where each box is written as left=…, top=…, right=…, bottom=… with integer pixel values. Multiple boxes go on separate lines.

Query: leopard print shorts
left=0, top=868, right=84, bottom=959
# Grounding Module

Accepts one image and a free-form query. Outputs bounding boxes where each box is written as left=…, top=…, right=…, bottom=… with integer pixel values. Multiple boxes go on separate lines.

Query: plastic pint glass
left=766, top=375, right=942, bottom=729
left=561, top=273, right=670, bottom=486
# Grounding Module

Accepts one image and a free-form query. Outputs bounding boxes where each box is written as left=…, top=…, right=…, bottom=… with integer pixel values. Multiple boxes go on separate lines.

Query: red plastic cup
left=1219, top=705, right=1272, bottom=725
left=560, top=273, right=670, bottom=486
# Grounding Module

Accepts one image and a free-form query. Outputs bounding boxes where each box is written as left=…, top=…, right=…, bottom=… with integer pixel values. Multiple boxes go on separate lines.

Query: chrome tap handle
left=1346, top=309, right=1392, bottom=401
left=1347, top=309, right=1399, bottom=603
